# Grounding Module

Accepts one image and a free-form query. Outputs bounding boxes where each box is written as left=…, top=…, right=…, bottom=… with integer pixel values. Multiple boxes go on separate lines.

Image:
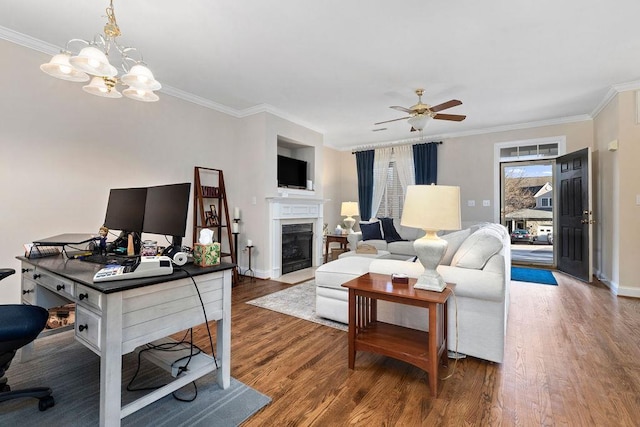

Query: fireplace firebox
left=281, top=223, right=313, bottom=275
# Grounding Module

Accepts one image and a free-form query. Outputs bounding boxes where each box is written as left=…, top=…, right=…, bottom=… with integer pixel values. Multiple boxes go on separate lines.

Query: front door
left=556, top=148, right=592, bottom=282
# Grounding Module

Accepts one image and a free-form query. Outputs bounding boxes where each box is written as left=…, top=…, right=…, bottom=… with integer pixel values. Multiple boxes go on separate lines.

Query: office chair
left=0, top=268, right=55, bottom=411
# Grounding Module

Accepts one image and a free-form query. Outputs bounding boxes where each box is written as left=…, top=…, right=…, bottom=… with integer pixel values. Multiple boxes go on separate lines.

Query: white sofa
left=315, top=223, right=511, bottom=363
left=347, top=218, right=424, bottom=259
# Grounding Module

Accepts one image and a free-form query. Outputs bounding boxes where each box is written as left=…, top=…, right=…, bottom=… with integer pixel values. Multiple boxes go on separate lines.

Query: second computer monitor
left=142, top=183, right=191, bottom=248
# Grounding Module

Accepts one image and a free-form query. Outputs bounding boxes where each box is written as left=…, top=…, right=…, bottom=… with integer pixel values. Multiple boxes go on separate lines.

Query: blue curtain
left=355, top=150, right=374, bottom=219
left=413, top=142, right=439, bottom=184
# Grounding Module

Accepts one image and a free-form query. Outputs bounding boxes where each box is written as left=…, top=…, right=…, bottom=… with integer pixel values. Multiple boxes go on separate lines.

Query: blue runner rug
left=511, top=267, right=558, bottom=285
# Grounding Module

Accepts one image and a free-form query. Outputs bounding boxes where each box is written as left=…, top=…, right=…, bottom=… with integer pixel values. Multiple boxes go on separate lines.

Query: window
left=375, top=161, right=405, bottom=221
left=541, top=197, right=552, bottom=207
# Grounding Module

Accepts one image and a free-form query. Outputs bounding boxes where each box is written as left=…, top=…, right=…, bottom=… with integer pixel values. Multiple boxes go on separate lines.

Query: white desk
left=18, top=256, right=233, bottom=427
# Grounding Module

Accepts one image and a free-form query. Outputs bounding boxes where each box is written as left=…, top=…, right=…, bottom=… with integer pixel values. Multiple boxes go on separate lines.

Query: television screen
left=103, top=187, right=147, bottom=232
left=277, top=155, right=307, bottom=188
left=142, top=183, right=191, bottom=238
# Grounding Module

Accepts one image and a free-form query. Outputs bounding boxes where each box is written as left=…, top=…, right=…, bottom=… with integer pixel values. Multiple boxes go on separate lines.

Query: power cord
left=441, top=287, right=460, bottom=381
left=125, top=265, right=220, bottom=403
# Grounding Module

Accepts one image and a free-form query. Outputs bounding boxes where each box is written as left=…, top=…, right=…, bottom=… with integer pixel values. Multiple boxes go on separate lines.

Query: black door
left=556, top=148, right=592, bottom=281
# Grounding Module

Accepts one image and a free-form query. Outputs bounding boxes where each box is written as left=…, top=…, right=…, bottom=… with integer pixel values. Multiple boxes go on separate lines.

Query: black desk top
left=17, top=255, right=235, bottom=294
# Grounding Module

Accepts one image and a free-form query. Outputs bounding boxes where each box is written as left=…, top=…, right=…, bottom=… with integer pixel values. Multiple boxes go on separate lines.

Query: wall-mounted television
left=277, top=155, right=307, bottom=189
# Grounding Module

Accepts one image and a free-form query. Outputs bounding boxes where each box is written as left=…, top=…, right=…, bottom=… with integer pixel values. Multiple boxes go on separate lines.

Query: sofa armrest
left=347, top=232, right=363, bottom=251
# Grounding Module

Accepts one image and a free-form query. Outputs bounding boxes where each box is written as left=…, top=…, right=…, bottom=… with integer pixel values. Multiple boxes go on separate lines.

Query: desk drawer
left=34, top=269, right=75, bottom=298
left=76, top=284, right=103, bottom=312
left=75, top=305, right=101, bottom=352
left=21, top=278, right=37, bottom=305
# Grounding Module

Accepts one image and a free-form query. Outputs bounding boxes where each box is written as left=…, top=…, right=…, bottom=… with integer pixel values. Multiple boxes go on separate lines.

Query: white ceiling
left=2, top=0, right=640, bottom=151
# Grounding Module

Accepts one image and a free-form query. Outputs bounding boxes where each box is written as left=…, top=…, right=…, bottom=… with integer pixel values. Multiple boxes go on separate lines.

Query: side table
left=342, top=272, right=451, bottom=397
left=324, top=234, right=349, bottom=263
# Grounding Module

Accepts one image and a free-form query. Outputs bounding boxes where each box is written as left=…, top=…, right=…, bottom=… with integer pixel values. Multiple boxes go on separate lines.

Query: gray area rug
left=246, top=280, right=347, bottom=331
left=1, top=331, right=270, bottom=426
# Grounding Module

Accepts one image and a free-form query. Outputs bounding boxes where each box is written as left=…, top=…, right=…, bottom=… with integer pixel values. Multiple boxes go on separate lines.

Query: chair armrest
left=347, top=232, right=363, bottom=251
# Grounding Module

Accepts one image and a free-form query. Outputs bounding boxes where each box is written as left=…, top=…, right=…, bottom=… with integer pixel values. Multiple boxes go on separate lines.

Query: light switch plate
left=483, top=200, right=491, bottom=207
left=467, top=200, right=475, bottom=207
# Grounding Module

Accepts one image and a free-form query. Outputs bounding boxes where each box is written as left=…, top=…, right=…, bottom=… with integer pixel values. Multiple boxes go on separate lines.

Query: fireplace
left=268, top=196, right=324, bottom=279
left=281, top=223, right=313, bottom=274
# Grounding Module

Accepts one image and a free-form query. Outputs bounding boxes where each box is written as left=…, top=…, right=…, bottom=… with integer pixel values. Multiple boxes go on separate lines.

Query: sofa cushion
left=378, top=217, right=405, bottom=243
left=315, top=257, right=375, bottom=289
left=387, top=240, right=416, bottom=256
left=360, top=221, right=383, bottom=241
left=440, top=228, right=472, bottom=266
left=451, top=229, right=503, bottom=269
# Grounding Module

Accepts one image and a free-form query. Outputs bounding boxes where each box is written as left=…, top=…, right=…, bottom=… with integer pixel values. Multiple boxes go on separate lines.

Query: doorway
left=500, top=160, right=555, bottom=267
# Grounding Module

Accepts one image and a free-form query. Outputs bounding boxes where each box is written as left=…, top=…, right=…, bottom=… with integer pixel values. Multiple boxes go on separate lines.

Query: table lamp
left=400, top=185, right=461, bottom=292
left=340, top=201, right=360, bottom=234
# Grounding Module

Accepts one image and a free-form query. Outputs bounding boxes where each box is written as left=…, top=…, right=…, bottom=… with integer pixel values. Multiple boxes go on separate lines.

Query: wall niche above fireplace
left=277, top=136, right=315, bottom=192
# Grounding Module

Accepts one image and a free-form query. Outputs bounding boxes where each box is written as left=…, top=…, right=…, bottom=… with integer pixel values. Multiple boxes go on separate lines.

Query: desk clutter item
left=93, top=256, right=173, bottom=282
left=24, top=243, right=60, bottom=258
left=193, top=242, right=221, bottom=267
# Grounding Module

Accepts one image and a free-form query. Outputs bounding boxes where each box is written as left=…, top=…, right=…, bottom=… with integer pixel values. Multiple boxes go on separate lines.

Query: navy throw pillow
left=378, top=217, right=405, bottom=243
left=360, top=222, right=383, bottom=241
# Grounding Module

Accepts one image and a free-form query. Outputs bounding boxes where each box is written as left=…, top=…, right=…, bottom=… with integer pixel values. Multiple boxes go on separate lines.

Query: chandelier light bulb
left=40, top=53, right=90, bottom=82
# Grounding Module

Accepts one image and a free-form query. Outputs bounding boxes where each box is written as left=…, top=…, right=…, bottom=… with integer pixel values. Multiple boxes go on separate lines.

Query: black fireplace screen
left=281, top=223, right=313, bottom=275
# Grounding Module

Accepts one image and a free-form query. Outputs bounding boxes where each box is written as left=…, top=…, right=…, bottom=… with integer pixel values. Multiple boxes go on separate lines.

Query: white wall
left=0, top=39, right=323, bottom=301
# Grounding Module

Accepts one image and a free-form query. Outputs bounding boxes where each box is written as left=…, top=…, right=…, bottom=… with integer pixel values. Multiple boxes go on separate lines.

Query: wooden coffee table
left=342, top=272, right=451, bottom=397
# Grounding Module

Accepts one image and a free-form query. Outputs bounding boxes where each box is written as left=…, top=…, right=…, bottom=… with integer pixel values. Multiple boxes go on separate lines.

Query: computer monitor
left=103, top=187, right=147, bottom=233
left=142, top=183, right=191, bottom=251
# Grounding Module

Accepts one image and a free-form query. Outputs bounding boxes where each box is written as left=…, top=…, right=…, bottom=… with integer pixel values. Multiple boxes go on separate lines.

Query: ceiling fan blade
left=374, top=116, right=411, bottom=125
left=390, top=106, right=413, bottom=114
left=429, top=99, right=462, bottom=113
left=433, top=113, right=466, bottom=121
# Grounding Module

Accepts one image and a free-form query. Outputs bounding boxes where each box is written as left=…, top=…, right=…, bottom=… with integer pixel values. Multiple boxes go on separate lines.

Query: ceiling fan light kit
left=375, top=88, right=466, bottom=131
left=39, top=0, right=161, bottom=102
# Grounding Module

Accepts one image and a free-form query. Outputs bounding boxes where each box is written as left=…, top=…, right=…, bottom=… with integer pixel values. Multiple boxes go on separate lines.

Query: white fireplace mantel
left=267, top=197, right=325, bottom=278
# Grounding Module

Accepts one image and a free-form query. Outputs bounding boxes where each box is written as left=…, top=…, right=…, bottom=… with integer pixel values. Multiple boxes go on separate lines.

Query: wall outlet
left=252, top=196, right=257, bottom=205
left=483, top=200, right=491, bottom=207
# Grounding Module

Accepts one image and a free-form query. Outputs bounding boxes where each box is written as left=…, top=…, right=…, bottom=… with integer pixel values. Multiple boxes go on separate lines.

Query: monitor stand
left=107, top=231, right=141, bottom=256
left=162, top=236, right=183, bottom=259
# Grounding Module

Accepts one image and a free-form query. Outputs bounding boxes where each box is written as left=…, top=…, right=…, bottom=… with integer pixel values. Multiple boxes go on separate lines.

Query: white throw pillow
left=451, top=229, right=503, bottom=269
left=440, top=228, right=472, bottom=266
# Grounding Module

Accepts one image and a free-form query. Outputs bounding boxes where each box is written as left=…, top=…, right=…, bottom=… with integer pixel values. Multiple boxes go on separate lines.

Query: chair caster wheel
left=38, top=396, right=55, bottom=411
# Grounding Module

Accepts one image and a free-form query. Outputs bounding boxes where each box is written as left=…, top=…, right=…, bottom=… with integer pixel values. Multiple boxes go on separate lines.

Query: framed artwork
left=206, top=204, right=219, bottom=226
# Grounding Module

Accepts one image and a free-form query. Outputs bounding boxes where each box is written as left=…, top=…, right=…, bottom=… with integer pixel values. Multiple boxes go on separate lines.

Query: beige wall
left=594, top=91, right=640, bottom=296
left=0, top=40, right=322, bottom=301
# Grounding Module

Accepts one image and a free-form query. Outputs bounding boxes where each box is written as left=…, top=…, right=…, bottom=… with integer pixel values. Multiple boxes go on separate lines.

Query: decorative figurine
left=99, top=226, right=109, bottom=254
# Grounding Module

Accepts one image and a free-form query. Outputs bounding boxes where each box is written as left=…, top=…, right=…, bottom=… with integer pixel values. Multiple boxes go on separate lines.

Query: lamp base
left=414, top=270, right=447, bottom=292
left=344, top=216, right=356, bottom=234
left=413, top=231, right=449, bottom=292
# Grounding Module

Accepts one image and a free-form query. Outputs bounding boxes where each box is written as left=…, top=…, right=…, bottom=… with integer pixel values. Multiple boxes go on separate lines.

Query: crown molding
left=337, top=114, right=592, bottom=152
left=590, top=80, right=640, bottom=118
left=237, top=103, right=325, bottom=134
left=0, top=26, right=57, bottom=55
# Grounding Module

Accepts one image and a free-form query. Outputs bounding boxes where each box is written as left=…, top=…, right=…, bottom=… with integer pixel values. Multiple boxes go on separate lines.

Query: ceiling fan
left=375, top=89, right=466, bottom=131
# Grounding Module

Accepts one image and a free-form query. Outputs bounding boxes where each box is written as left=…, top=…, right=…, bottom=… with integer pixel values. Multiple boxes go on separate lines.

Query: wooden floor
left=187, top=273, right=640, bottom=426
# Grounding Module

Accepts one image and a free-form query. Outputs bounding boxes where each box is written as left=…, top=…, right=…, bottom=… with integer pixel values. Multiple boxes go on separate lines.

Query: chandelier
left=40, top=0, right=161, bottom=102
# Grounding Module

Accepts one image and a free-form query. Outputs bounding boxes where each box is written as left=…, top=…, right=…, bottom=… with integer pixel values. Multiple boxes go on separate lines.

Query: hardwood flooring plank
left=177, top=272, right=640, bottom=426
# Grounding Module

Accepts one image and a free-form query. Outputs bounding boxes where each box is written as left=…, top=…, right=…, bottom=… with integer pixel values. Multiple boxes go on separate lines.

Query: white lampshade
left=121, top=64, right=161, bottom=91
left=82, top=76, right=122, bottom=98
left=40, top=53, right=90, bottom=82
left=408, top=114, right=429, bottom=131
left=401, top=185, right=461, bottom=232
left=401, top=185, right=461, bottom=292
left=123, top=88, right=159, bottom=102
left=70, top=46, right=118, bottom=77
left=340, top=201, right=360, bottom=217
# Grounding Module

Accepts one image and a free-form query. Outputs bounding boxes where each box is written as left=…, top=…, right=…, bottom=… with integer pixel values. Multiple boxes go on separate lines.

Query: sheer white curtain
left=370, top=147, right=393, bottom=219
left=394, top=145, right=415, bottom=191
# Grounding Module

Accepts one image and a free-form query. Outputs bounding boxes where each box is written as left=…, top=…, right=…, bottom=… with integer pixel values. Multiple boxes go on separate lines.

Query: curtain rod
left=351, top=140, right=442, bottom=154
